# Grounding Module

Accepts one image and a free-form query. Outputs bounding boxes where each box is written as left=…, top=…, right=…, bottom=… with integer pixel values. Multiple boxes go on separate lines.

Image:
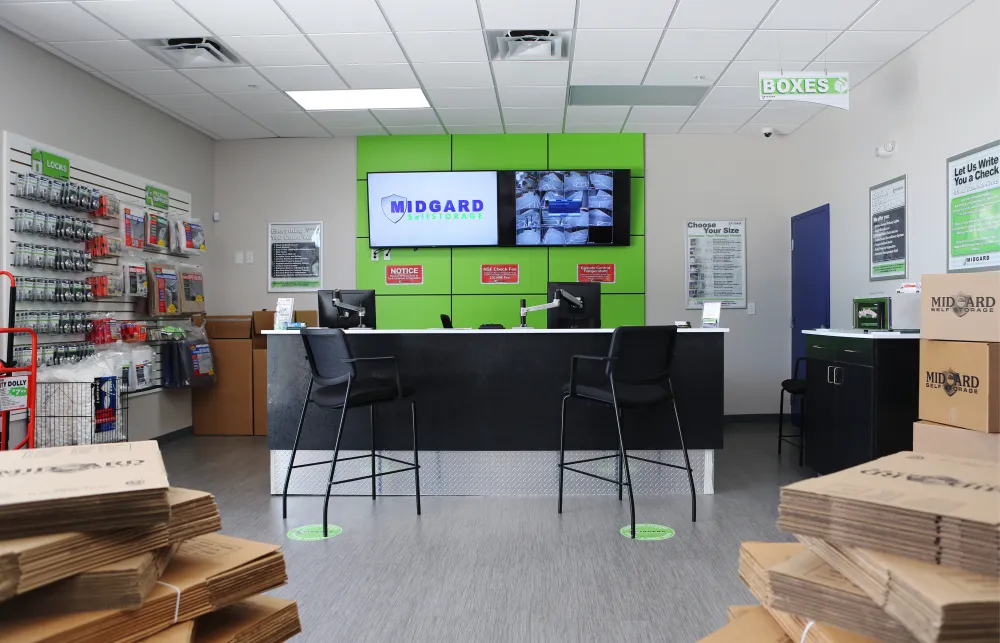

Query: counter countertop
left=264, top=327, right=730, bottom=335
left=803, top=329, right=920, bottom=339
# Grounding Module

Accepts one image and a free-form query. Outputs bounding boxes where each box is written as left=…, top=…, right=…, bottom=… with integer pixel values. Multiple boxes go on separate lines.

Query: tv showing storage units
left=367, top=170, right=630, bottom=248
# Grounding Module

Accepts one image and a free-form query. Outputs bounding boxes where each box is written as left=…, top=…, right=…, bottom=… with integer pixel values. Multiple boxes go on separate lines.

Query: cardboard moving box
left=253, top=349, right=268, bottom=436
left=921, top=272, right=1000, bottom=342
left=919, top=340, right=999, bottom=433
left=698, top=605, right=792, bottom=643
left=194, top=320, right=253, bottom=435
left=913, top=420, right=1000, bottom=462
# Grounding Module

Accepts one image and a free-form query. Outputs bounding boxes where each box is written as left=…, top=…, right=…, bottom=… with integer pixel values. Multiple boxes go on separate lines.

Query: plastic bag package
left=122, top=206, right=145, bottom=250
left=147, top=261, right=180, bottom=316
left=145, top=210, right=170, bottom=250
left=170, top=216, right=206, bottom=255
left=179, top=264, right=206, bottom=314
left=35, top=349, right=126, bottom=447
left=131, top=345, right=155, bottom=390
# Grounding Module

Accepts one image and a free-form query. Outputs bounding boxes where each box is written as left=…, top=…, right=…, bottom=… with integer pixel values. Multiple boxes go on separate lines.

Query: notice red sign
left=385, top=264, right=423, bottom=285
left=577, top=263, right=616, bottom=283
left=481, top=264, right=519, bottom=284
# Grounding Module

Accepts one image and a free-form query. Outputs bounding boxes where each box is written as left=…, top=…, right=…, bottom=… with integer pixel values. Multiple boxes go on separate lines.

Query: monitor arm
left=518, top=289, right=584, bottom=328
left=333, top=297, right=367, bottom=328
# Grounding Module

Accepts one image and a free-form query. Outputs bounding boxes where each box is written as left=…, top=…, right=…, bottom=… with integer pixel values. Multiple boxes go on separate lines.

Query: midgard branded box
left=922, top=272, right=1000, bottom=342
left=919, top=339, right=999, bottom=432
left=913, top=420, right=1000, bottom=463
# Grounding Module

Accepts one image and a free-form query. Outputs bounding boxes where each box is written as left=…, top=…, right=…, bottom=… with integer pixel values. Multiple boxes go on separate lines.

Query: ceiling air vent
left=138, top=38, right=242, bottom=69
left=489, top=30, right=569, bottom=61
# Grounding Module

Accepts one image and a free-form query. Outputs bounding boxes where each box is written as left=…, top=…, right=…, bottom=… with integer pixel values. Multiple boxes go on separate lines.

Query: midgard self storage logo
left=930, top=292, right=996, bottom=317
left=860, top=468, right=1000, bottom=493
left=925, top=368, right=979, bottom=397
left=0, top=460, right=146, bottom=477
left=380, top=193, right=485, bottom=224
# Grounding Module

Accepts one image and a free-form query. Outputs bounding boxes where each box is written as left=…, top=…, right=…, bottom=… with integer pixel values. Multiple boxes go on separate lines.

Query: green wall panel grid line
left=451, top=134, right=548, bottom=171
left=630, top=178, right=644, bottom=236
left=357, top=180, right=369, bottom=237
left=547, top=239, right=645, bottom=294
left=451, top=247, right=549, bottom=294
left=600, top=294, right=645, bottom=328
left=375, top=295, right=452, bottom=330
left=357, top=135, right=451, bottom=179
left=355, top=238, right=452, bottom=295
left=452, top=295, right=548, bottom=329
left=547, top=133, right=644, bottom=177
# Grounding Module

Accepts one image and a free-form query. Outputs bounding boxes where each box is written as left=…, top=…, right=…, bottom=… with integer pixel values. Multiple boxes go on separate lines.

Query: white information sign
left=0, top=376, right=29, bottom=412
left=685, top=219, right=747, bottom=310
left=947, top=140, right=1000, bottom=272
left=268, top=222, right=323, bottom=292
left=870, top=175, right=907, bottom=280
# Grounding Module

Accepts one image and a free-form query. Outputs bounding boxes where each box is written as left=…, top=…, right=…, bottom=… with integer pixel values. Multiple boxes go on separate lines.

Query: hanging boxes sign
left=31, top=148, right=70, bottom=180
left=759, top=72, right=850, bottom=110
left=145, top=185, right=169, bottom=209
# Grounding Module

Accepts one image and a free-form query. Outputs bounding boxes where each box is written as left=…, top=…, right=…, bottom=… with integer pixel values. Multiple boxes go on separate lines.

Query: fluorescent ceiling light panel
left=287, top=88, right=429, bottom=110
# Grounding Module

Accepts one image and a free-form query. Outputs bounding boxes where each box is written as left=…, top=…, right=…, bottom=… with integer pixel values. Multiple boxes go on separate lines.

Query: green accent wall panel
left=355, top=239, right=452, bottom=295
left=375, top=295, right=451, bottom=330
left=600, top=295, right=645, bottom=328
left=452, top=295, right=547, bottom=329
left=452, top=134, right=547, bottom=170
left=451, top=247, right=548, bottom=294
left=357, top=180, right=369, bottom=237
left=357, top=135, right=451, bottom=179
left=547, top=239, right=645, bottom=294
left=631, top=178, right=644, bottom=236
left=547, top=133, right=644, bottom=176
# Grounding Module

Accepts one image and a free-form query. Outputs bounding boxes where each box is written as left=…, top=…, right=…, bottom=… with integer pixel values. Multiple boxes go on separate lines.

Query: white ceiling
left=0, top=0, right=977, bottom=139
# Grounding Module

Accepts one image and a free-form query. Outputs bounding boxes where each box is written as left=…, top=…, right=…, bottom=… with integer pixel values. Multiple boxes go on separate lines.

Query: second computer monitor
left=318, top=289, right=377, bottom=329
left=547, top=281, right=601, bottom=329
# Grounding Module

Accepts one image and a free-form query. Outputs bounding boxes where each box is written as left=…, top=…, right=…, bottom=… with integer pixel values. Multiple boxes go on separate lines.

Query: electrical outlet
left=246, top=251, right=254, bottom=264
left=748, top=302, right=755, bottom=315
left=235, top=251, right=244, bottom=264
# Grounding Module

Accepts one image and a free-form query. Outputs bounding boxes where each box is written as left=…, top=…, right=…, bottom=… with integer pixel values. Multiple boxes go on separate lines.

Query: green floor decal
left=287, top=524, right=343, bottom=541
left=620, top=524, right=675, bottom=541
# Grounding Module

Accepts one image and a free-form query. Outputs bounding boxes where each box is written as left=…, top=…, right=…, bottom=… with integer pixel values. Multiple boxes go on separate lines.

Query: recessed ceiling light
left=287, top=89, right=430, bottom=111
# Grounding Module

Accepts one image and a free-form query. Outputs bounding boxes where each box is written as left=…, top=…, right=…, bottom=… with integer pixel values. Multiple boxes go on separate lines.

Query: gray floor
left=162, top=423, right=809, bottom=642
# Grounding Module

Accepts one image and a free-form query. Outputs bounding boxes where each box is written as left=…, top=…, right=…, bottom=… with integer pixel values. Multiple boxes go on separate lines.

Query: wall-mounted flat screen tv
left=366, top=169, right=630, bottom=248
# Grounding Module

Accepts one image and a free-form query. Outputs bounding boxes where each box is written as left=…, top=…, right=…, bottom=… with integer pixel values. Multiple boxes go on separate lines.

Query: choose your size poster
left=948, top=140, right=1000, bottom=271
left=268, top=222, right=323, bottom=292
left=870, top=175, right=907, bottom=280
left=685, top=219, right=747, bottom=309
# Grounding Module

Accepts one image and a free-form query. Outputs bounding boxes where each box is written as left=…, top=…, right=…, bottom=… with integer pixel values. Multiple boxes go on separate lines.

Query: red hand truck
left=0, top=272, right=38, bottom=450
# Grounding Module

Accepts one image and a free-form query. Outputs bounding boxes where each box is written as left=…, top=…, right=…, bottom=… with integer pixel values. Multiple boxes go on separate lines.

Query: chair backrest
left=607, top=326, right=679, bottom=384
left=300, top=328, right=354, bottom=386
left=441, top=314, right=453, bottom=328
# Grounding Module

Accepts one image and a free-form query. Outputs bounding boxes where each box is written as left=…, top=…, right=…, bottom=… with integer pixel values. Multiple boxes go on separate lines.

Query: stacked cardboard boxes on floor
left=0, top=441, right=300, bottom=643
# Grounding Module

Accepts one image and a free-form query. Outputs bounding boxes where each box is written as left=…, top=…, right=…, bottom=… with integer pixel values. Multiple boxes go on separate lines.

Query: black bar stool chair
left=557, top=325, right=696, bottom=538
left=777, top=357, right=806, bottom=466
left=281, top=328, right=420, bottom=536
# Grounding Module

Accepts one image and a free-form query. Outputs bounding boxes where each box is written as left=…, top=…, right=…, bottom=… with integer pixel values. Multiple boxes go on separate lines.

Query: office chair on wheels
left=557, top=326, right=697, bottom=539
left=281, top=328, right=421, bottom=536
left=777, top=357, right=806, bottom=466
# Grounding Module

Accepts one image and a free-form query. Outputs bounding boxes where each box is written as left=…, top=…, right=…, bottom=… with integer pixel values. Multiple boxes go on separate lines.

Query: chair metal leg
left=610, top=380, right=636, bottom=539
left=669, top=380, right=697, bottom=523
left=323, top=392, right=350, bottom=538
left=282, top=381, right=312, bottom=519
left=799, top=397, right=806, bottom=467
left=777, top=390, right=785, bottom=455
left=617, top=445, right=623, bottom=502
left=558, top=394, right=569, bottom=514
left=410, top=399, right=421, bottom=516
left=370, top=404, right=377, bottom=500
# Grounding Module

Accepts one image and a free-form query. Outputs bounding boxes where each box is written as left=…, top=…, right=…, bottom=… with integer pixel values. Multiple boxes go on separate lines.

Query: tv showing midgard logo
left=925, top=367, right=980, bottom=397
left=368, top=171, right=499, bottom=247
left=929, top=291, right=996, bottom=317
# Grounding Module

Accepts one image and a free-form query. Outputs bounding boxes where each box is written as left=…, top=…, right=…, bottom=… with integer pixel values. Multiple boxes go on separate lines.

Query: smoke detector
left=488, top=30, right=569, bottom=61
left=138, top=38, right=242, bottom=68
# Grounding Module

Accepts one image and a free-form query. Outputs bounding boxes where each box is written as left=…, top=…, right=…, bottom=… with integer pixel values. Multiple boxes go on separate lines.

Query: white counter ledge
left=802, top=329, right=920, bottom=339
left=263, top=327, right=730, bottom=335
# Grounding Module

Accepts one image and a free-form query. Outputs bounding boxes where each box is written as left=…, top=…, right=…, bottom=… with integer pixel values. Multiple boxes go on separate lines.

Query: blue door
left=791, top=205, right=831, bottom=421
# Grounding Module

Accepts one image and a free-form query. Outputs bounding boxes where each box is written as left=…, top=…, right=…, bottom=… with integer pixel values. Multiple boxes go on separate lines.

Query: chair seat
left=563, top=381, right=671, bottom=408
left=311, top=379, right=413, bottom=408
left=781, top=378, right=807, bottom=395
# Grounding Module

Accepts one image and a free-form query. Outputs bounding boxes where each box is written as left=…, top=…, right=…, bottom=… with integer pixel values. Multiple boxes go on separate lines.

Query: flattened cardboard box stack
left=0, top=441, right=300, bottom=643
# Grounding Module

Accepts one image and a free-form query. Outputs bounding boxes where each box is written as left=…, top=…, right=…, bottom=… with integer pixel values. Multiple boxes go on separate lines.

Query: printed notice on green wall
left=948, top=140, right=1000, bottom=271
left=145, top=185, right=170, bottom=210
left=31, top=148, right=70, bottom=180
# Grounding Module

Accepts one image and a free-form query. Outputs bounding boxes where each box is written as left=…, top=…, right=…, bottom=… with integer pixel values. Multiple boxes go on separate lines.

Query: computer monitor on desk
left=318, top=289, right=377, bottom=329
left=547, top=282, right=601, bottom=329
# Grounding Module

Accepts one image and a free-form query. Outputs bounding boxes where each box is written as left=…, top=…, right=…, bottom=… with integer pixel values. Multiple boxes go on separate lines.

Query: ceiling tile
left=628, top=105, right=694, bottom=121
left=425, top=86, right=498, bottom=108
left=571, top=61, right=648, bottom=85
left=412, top=62, right=494, bottom=87
left=250, top=112, right=329, bottom=136
left=51, top=40, right=168, bottom=71
left=223, top=35, right=324, bottom=66
left=502, top=107, right=564, bottom=124
left=573, top=29, right=662, bottom=61
left=504, top=123, right=563, bottom=133
left=480, top=0, right=576, bottom=29
left=311, top=32, right=405, bottom=65
left=309, top=110, right=381, bottom=128
left=257, top=65, right=347, bottom=90
left=276, top=0, right=389, bottom=33
left=76, top=0, right=208, bottom=39
left=36, top=41, right=98, bottom=70
left=180, top=67, right=277, bottom=92
left=680, top=122, right=743, bottom=134
left=0, top=2, right=122, bottom=41
left=670, top=0, right=775, bottom=29
left=446, top=124, right=505, bottom=134
left=804, top=61, right=882, bottom=85
left=687, top=106, right=759, bottom=123
left=386, top=124, right=446, bottom=135
left=336, top=64, right=419, bottom=89
left=173, top=0, right=298, bottom=36
left=823, top=30, right=924, bottom=62
left=577, top=0, right=676, bottom=29
left=217, top=91, right=300, bottom=112
left=370, top=108, right=440, bottom=126
left=623, top=122, right=682, bottom=133
left=183, top=112, right=276, bottom=138
left=397, top=31, right=487, bottom=63
left=853, top=0, right=974, bottom=31
left=379, top=0, right=480, bottom=31
left=738, top=30, right=838, bottom=61
left=493, top=61, right=569, bottom=86
left=497, top=85, right=566, bottom=108
left=107, top=69, right=204, bottom=94
left=565, top=105, right=631, bottom=124
left=656, top=29, right=751, bottom=61
left=324, top=126, right=388, bottom=137
left=718, top=60, right=807, bottom=86
left=436, top=107, right=502, bottom=125
left=564, top=123, right=625, bottom=133
left=738, top=121, right=800, bottom=135
left=762, top=0, right=875, bottom=29
left=644, top=60, right=727, bottom=85
left=701, top=85, right=767, bottom=107
left=749, top=102, right=824, bottom=125
left=146, top=93, right=237, bottom=114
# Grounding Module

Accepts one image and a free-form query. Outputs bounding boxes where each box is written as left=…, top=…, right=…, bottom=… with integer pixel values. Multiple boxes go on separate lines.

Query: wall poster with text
left=948, top=140, right=1000, bottom=272
left=268, top=221, right=323, bottom=292
left=870, top=175, right=907, bottom=280
left=685, top=219, right=747, bottom=309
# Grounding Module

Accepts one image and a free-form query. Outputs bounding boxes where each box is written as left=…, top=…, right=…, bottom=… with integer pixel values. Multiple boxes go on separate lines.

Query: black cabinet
left=804, top=333, right=918, bottom=474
